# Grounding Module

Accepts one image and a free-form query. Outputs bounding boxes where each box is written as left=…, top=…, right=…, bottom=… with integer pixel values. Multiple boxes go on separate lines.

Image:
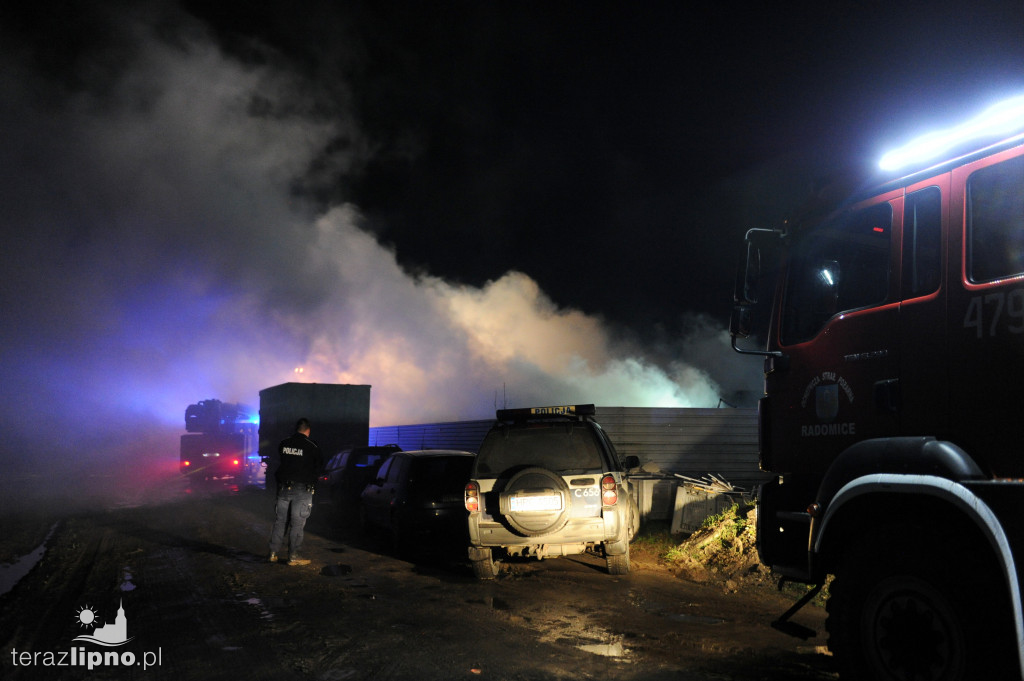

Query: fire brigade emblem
left=799, top=372, right=856, bottom=437
left=815, top=384, right=839, bottom=422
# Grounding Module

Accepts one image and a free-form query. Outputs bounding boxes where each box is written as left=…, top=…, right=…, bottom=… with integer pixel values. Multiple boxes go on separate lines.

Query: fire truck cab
left=732, top=97, right=1024, bottom=680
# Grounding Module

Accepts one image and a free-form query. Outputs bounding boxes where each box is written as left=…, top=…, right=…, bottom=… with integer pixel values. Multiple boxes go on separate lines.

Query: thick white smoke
left=0, top=3, right=754, bottom=477
left=299, top=208, right=725, bottom=423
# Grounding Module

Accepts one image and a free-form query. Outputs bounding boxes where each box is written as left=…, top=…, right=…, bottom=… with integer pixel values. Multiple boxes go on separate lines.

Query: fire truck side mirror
left=731, top=229, right=786, bottom=358
left=735, top=228, right=782, bottom=306
left=730, top=305, right=754, bottom=339
left=733, top=242, right=762, bottom=306
left=742, top=241, right=762, bottom=304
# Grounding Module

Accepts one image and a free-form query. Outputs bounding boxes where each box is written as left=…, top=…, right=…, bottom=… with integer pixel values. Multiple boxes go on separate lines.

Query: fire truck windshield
left=780, top=202, right=892, bottom=345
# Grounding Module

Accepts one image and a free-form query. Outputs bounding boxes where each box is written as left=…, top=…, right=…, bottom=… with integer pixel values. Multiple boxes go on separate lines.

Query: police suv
left=464, top=405, right=640, bottom=579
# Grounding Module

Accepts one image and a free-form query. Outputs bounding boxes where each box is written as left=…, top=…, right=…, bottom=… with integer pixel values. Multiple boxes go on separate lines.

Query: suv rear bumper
left=469, top=512, right=621, bottom=548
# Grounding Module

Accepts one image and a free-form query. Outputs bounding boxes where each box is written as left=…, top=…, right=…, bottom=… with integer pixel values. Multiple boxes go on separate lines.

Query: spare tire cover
left=499, top=467, right=571, bottom=537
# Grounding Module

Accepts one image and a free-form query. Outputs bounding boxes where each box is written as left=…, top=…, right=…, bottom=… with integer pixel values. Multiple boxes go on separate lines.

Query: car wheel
left=471, top=548, right=500, bottom=580
left=498, top=467, right=571, bottom=537
left=357, top=503, right=370, bottom=535
left=605, top=542, right=630, bottom=575
left=390, top=513, right=413, bottom=559
left=627, top=496, right=640, bottom=541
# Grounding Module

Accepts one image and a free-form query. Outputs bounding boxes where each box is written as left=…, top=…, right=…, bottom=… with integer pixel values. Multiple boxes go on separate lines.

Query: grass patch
left=651, top=500, right=767, bottom=588
left=628, top=520, right=680, bottom=565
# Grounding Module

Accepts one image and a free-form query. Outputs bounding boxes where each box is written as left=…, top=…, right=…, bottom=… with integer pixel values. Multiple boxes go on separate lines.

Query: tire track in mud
left=1, top=519, right=102, bottom=680
left=1, top=493, right=294, bottom=681
left=131, top=542, right=297, bottom=680
left=115, top=491, right=306, bottom=680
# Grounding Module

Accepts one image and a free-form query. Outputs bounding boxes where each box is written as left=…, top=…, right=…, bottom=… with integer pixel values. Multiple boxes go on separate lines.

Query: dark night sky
left=183, top=0, right=1024, bottom=325
left=1, top=0, right=1023, bottom=480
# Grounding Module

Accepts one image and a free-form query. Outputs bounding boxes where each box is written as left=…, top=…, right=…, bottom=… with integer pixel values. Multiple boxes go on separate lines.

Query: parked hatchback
left=359, top=450, right=476, bottom=555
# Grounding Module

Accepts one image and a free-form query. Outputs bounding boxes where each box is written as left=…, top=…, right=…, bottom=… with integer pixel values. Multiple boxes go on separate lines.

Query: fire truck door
left=896, top=182, right=947, bottom=437
left=768, top=196, right=901, bottom=470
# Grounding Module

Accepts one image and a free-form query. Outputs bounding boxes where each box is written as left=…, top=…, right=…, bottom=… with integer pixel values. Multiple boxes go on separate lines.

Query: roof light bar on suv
left=495, top=404, right=596, bottom=422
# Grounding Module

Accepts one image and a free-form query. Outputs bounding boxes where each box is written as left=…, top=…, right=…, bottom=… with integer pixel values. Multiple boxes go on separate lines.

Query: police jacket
left=274, top=432, right=324, bottom=486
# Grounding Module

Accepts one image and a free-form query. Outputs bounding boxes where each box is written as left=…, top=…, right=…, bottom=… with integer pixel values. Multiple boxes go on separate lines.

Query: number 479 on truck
left=732, top=95, right=1024, bottom=681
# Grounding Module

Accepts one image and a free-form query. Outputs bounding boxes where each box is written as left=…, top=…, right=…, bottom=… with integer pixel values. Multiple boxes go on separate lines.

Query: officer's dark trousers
left=269, top=484, right=313, bottom=557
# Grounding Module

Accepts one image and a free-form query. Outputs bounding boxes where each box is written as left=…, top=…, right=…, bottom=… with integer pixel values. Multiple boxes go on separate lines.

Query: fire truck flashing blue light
left=879, top=94, right=1024, bottom=172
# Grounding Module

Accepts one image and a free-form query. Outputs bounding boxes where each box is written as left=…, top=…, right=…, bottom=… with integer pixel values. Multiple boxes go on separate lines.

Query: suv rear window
left=475, top=424, right=604, bottom=476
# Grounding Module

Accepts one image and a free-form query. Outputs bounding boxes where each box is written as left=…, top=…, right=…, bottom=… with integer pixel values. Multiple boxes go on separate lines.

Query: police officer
left=268, top=418, right=324, bottom=566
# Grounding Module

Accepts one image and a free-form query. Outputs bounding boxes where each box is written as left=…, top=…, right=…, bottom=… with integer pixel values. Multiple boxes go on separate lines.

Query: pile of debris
left=673, top=472, right=741, bottom=494
left=666, top=501, right=774, bottom=591
left=669, top=473, right=751, bottom=534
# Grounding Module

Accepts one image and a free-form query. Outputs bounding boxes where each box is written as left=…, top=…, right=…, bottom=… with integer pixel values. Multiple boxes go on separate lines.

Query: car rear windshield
left=474, top=423, right=605, bottom=476
left=354, top=451, right=388, bottom=468
left=410, top=456, right=475, bottom=497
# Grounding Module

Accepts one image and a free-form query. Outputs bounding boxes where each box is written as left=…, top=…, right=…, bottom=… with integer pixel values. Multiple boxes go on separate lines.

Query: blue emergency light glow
left=879, top=94, right=1024, bottom=172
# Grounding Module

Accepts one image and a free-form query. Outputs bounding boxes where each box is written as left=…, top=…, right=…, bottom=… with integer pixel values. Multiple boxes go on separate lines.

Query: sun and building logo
left=73, top=600, right=134, bottom=646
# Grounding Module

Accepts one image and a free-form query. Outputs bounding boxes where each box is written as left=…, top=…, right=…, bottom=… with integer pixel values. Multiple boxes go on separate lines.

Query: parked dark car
left=359, top=450, right=476, bottom=555
left=321, top=445, right=401, bottom=512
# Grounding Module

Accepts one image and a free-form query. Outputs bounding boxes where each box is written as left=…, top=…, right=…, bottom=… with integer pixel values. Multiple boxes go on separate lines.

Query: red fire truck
left=179, top=399, right=259, bottom=483
left=732, top=96, right=1024, bottom=680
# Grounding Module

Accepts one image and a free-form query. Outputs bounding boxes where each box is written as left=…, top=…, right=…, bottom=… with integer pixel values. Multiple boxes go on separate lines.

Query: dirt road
left=0, top=478, right=835, bottom=680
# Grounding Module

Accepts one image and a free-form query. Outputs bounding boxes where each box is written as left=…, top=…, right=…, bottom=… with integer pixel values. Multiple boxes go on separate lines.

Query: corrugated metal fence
left=596, top=407, right=765, bottom=523
left=369, top=407, right=765, bottom=522
left=595, top=407, right=764, bottom=489
left=368, top=419, right=493, bottom=453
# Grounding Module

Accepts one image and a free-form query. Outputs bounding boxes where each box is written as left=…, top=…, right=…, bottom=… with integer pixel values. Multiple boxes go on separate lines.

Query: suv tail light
left=601, top=475, right=617, bottom=505
left=465, top=481, right=480, bottom=512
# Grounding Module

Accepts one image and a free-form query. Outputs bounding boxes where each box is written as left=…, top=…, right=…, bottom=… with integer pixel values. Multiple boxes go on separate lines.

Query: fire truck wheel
left=827, top=529, right=1009, bottom=681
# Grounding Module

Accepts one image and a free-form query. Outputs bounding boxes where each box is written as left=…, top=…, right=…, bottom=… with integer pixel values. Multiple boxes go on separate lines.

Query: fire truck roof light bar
left=879, top=94, right=1024, bottom=172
